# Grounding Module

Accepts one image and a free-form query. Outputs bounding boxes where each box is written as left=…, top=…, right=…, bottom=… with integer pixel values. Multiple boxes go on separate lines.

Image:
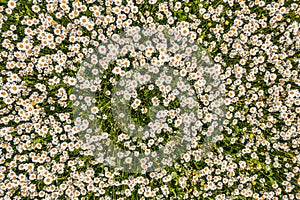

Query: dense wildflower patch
left=0, top=0, right=299, bottom=199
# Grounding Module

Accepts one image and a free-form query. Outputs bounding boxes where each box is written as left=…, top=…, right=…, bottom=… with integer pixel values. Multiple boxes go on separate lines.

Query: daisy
left=44, top=176, right=53, bottom=185
left=7, top=0, right=17, bottom=9
left=180, top=27, right=190, bottom=36
left=141, top=107, right=147, bottom=114
left=112, top=66, right=122, bottom=74
left=0, top=90, right=8, bottom=98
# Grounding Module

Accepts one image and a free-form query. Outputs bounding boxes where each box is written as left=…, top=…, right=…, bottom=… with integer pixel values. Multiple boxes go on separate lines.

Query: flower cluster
left=0, top=0, right=299, bottom=199
left=72, top=25, right=225, bottom=174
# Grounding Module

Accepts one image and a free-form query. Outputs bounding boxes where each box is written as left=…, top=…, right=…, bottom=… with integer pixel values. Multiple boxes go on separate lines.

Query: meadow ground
left=0, top=0, right=300, bottom=199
